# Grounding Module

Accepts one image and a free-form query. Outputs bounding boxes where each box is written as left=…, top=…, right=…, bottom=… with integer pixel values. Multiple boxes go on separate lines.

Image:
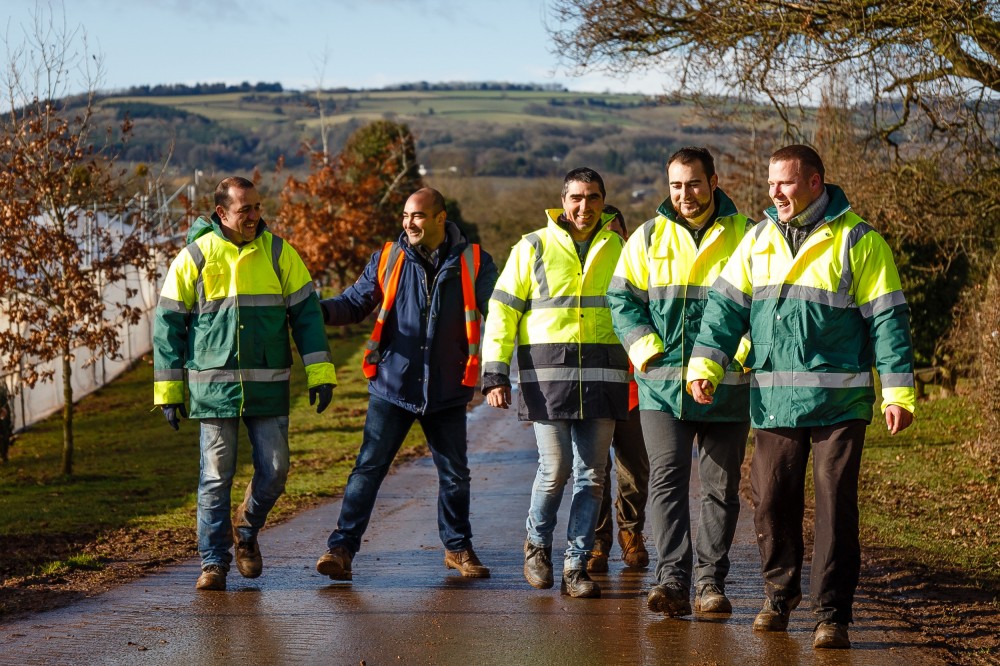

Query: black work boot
left=560, top=568, right=601, bottom=598
left=647, top=581, right=692, bottom=617
left=523, top=539, right=553, bottom=589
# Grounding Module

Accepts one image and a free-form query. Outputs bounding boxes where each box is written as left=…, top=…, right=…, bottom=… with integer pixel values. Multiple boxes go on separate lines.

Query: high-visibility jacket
left=686, top=185, right=915, bottom=428
left=153, top=216, right=336, bottom=418
left=608, top=189, right=752, bottom=421
left=482, top=210, right=629, bottom=421
left=362, top=240, right=483, bottom=387
left=321, top=222, right=499, bottom=415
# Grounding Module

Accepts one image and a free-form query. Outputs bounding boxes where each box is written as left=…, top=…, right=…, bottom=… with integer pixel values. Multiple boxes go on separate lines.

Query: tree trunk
left=61, top=345, right=74, bottom=476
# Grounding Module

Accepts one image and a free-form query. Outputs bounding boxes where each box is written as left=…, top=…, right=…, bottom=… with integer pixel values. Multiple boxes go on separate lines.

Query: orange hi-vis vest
left=362, top=241, right=483, bottom=387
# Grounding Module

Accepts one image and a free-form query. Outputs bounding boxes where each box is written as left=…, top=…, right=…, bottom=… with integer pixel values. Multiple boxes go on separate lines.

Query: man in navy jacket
left=315, top=187, right=499, bottom=581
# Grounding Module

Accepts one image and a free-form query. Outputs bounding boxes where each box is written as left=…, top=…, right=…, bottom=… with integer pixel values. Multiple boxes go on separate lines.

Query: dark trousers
left=595, top=407, right=649, bottom=546
left=328, top=396, right=473, bottom=554
left=643, top=411, right=749, bottom=589
left=751, top=421, right=867, bottom=625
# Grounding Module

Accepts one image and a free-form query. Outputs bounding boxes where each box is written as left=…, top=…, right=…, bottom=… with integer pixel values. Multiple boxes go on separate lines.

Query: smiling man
left=482, top=167, right=628, bottom=599
left=686, top=145, right=916, bottom=649
left=153, top=176, right=336, bottom=592
left=608, top=147, right=752, bottom=619
left=314, top=187, right=498, bottom=583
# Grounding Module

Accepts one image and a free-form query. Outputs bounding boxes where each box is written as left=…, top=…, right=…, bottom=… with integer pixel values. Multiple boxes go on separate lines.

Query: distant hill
left=96, top=84, right=758, bottom=184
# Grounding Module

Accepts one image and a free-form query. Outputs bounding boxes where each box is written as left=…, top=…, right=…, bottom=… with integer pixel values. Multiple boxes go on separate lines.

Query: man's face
left=402, top=192, right=445, bottom=249
left=216, top=186, right=262, bottom=244
left=561, top=180, right=605, bottom=240
left=768, top=159, right=822, bottom=223
left=667, top=160, right=717, bottom=222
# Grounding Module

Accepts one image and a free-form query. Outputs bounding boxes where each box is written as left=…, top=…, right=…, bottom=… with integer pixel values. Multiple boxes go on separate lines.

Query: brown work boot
left=695, top=583, right=732, bottom=614
left=523, top=540, right=554, bottom=589
left=316, top=545, right=353, bottom=581
left=444, top=547, right=491, bottom=578
left=813, top=622, right=851, bottom=649
left=587, top=539, right=610, bottom=573
left=647, top=581, right=691, bottom=617
left=232, top=503, right=262, bottom=578
left=560, top=568, right=601, bottom=598
left=752, top=595, right=801, bottom=631
left=195, top=564, right=227, bottom=591
left=618, top=529, right=649, bottom=568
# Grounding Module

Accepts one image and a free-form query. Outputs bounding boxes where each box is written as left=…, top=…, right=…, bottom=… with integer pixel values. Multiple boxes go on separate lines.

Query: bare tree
left=549, top=1, right=999, bottom=142
left=0, top=4, right=158, bottom=475
left=550, top=0, right=1000, bottom=385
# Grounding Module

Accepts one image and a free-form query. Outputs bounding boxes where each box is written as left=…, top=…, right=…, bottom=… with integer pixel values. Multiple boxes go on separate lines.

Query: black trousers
left=751, top=420, right=867, bottom=625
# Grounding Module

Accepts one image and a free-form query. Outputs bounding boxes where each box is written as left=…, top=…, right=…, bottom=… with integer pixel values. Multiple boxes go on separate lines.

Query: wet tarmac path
left=1, top=404, right=946, bottom=665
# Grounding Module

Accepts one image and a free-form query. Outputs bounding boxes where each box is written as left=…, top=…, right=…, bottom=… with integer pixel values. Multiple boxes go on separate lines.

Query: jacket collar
left=763, top=184, right=852, bottom=224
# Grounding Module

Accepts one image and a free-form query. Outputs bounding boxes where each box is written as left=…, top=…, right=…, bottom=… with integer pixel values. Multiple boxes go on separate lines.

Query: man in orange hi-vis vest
left=314, top=187, right=499, bottom=582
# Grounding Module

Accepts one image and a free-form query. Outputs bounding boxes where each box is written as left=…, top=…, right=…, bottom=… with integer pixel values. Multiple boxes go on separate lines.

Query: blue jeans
left=641, top=411, right=749, bottom=590
left=198, top=416, right=289, bottom=570
left=526, top=419, right=615, bottom=570
left=327, top=396, right=473, bottom=554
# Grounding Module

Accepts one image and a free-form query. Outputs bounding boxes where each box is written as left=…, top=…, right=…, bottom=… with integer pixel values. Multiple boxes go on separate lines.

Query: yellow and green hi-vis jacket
left=153, top=216, right=336, bottom=418
left=687, top=185, right=915, bottom=428
left=608, top=188, right=752, bottom=421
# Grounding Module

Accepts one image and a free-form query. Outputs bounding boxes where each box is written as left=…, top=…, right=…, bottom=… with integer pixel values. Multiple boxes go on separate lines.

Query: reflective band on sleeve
left=188, top=368, right=292, bottom=383
left=154, top=368, right=185, bottom=381
left=858, top=291, right=907, bottom=319
left=714, top=278, right=752, bottom=309
left=286, top=282, right=314, bottom=308
left=491, top=289, right=527, bottom=312
left=302, top=351, right=333, bottom=366
left=879, top=372, right=915, bottom=388
left=690, top=345, right=730, bottom=369
left=483, top=361, right=510, bottom=375
left=157, top=296, right=189, bottom=313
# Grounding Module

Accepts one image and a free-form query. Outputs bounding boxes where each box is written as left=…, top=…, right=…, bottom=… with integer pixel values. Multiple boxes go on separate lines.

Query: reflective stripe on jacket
left=686, top=185, right=915, bottom=428
left=322, top=222, right=499, bottom=415
left=608, top=188, right=751, bottom=421
left=362, top=241, right=483, bottom=387
left=482, top=210, right=629, bottom=421
left=152, top=215, right=336, bottom=418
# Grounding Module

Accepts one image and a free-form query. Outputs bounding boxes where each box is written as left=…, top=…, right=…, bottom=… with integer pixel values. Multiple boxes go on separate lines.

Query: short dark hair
left=411, top=187, right=447, bottom=216
left=562, top=167, right=606, bottom=199
left=667, top=147, right=716, bottom=179
left=770, top=144, right=825, bottom=183
left=603, top=204, right=627, bottom=234
left=215, top=176, right=255, bottom=209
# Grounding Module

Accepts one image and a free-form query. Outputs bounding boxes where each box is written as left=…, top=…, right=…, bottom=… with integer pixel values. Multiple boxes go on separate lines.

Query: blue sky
left=5, top=0, right=672, bottom=95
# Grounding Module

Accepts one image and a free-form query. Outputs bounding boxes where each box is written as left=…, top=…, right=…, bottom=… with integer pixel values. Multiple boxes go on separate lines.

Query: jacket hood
left=186, top=213, right=268, bottom=245
left=656, top=187, right=739, bottom=223
left=763, top=184, right=851, bottom=224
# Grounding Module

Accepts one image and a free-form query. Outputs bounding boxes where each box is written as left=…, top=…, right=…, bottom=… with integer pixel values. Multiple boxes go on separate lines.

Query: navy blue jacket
left=321, top=222, right=498, bottom=415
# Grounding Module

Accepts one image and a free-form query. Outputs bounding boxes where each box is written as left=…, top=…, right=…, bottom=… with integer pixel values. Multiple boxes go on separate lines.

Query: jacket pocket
left=745, top=343, right=770, bottom=370
left=192, top=346, right=231, bottom=370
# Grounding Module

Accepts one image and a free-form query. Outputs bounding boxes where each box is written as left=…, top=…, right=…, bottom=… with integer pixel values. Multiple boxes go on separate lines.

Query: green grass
left=0, top=327, right=426, bottom=542
left=859, top=391, right=999, bottom=581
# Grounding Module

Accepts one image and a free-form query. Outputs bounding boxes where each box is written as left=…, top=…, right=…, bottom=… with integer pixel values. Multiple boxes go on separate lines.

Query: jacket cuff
left=481, top=372, right=511, bottom=394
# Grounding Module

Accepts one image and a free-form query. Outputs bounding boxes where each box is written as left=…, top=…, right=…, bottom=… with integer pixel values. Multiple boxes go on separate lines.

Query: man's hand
left=485, top=386, right=511, bottom=409
left=162, top=404, right=187, bottom=431
left=309, top=384, right=334, bottom=414
left=885, top=404, right=913, bottom=435
left=689, top=379, right=715, bottom=405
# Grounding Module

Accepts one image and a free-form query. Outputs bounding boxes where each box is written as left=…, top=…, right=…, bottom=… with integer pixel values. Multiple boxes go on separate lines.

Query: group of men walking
left=153, top=143, right=915, bottom=651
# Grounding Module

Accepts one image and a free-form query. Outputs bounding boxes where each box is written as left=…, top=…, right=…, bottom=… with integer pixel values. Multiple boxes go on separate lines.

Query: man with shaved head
left=315, top=187, right=499, bottom=582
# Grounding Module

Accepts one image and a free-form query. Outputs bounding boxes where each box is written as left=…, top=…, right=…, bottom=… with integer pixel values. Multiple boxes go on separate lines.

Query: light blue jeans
left=198, top=416, right=290, bottom=570
left=526, top=418, right=615, bottom=571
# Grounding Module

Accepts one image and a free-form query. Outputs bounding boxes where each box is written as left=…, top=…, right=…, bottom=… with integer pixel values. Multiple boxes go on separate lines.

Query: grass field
left=0, top=327, right=426, bottom=547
